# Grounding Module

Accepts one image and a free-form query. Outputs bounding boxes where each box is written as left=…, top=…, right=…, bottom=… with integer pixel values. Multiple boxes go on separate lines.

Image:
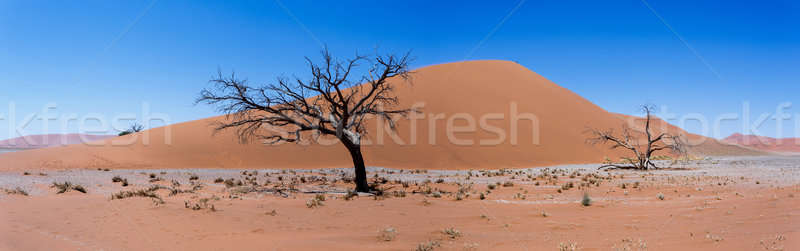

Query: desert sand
left=1, top=156, right=797, bottom=250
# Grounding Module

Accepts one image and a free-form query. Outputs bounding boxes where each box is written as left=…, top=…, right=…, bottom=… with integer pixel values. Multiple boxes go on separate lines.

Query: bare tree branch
left=196, top=48, right=414, bottom=192
left=588, top=105, right=687, bottom=170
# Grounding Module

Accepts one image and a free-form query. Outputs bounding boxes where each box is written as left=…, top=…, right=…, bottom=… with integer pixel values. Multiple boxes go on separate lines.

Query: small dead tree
left=119, top=123, right=144, bottom=136
left=197, top=48, right=413, bottom=192
left=589, top=105, right=686, bottom=170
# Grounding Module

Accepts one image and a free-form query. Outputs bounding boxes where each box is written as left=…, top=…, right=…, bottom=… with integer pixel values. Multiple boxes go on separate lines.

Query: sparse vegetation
left=416, top=240, right=440, bottom=251
left=51, top=182, right=87, bottom=194
left=306, top=194, right=325, bottom=208
left=2, top=187, right=29, bottom=196
left=185, top=196, right=218, bottom=211
left=111, top=186, right=164, bottom=204
left=558, top=241, right=579, bottom=251
left=378, top=227, right=397, bottom=241
left=442, top=227, right=461, bottom=239
left=581, top=193, right=592, bottom=206
left=344, top=190, right=358, bottom=200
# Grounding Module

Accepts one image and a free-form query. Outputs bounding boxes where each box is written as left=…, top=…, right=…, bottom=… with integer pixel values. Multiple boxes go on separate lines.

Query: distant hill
left=722, top=133, right=800, bottom=153
left=0, top=134, right=115, bottom=150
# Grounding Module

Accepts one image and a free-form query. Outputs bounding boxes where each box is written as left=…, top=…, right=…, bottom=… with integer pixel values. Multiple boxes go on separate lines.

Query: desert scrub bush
left=416, top=240, right=440, bottom=251
left=51, top=182, right=86, bottom=194
left=503, top=181, right=514, bottom=187
left=306, top=194, right=325, bottom=208
left=223, top=178, right=243, bottom=188
left=343, top=190, right=358, bottom=200
left=657, top=193, right=665, bottom=200
left=112, top=176, right=124, bottom=182
left=378, top=227, right=398, bottom=241
left=121, top=179, right=129, bottom=186
left=3, top=187, right=29, bottom=196
left=213, top=177, right=224, bottom=183
left=168, top=184, right=203, bottom=196
left=487, top=183, right=496, bottom=190
left=185, top=197, right=218, bottom=211
left=392, top=190, right=407, bottom=198
left=558, top=241, right=578, bottom=251
left=111, top=187, right=164, bottom=204
left=613, top=238, right=648, bottom=251
left=189, top=174, right=199, bottom=181
left=442, top=227, right=462, bottom=239
left=581, top=193, right=592, bottom=206
left=455, top=192, right=465, bottom=201
left=479, top=192, right=486, bottom=200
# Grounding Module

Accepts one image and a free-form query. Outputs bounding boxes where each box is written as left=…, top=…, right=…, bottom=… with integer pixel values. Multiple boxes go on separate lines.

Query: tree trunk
left=342, top=139, right=370, bottom=192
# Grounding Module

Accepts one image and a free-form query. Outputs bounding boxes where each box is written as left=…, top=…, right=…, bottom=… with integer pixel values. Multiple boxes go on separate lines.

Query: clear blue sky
left=1, top=0, right=798, bottom=140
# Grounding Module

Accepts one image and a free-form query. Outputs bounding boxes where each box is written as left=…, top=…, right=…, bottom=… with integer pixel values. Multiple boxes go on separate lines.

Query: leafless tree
left=588, top=105, right=686, bottom=170
left=119, top=123, right=144, bottom=136
left=196, top=48, right=413, bottom=192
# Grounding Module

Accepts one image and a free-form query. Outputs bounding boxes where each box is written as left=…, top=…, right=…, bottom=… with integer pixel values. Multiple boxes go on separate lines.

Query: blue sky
left=1, top=0, right=798, bottom=140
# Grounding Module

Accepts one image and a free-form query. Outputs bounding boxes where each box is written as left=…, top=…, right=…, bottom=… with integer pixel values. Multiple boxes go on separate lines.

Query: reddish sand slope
left=0, top=61, right=761, bottom=171
left=0, top=134, right=114, bottom=150
left=722, top=133, right=800, bottom=153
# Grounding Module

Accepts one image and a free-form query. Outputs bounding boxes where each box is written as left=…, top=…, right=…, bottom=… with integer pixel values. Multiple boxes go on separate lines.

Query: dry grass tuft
left=3, top=187, right=29, bottom=196
left=378, top=227, right=398, bottom=241
left=111, top=186, right=165, bottom=204
left=612, top=238, right=647, bottom=251
left=442, top=227, right=462, bottom=239
left=415, top=240, right=440, bottom=251
left=185, top=196, right=219, bottom=211
left=558, top=241, right=579, bottom=251
left=51, top=182, right=87, bottom=194
left=306, top=194, right=325, bottom=208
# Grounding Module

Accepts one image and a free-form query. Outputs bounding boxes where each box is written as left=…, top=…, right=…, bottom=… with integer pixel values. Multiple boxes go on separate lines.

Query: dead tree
left=589, top=105, right=686, bottom=170
left=119, top=123, right=144, bottom=136
left=196, top=48, right=413, bottom=192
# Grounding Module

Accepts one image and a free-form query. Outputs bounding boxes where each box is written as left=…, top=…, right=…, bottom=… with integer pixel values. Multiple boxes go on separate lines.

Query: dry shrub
left=111, top=187, right=164, bottom=204
left=558, top=241, right=578, bottom=251
left=416, top=240, right=440, bottom=251
left=442, top=227, right=461, bottom=239
left=51, top=182, right=86, bottom=194
left=3, top=187, right=28, bottom=196
left=378, top=227, right=397, bottom=241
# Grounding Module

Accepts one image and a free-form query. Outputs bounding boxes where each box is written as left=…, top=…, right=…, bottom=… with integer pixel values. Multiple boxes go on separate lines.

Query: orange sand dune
left=0, top=134, right=114, bottom=149
left=722, top=133, right=800, bottom=153
left=0, top=61, right=761, bottom=171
